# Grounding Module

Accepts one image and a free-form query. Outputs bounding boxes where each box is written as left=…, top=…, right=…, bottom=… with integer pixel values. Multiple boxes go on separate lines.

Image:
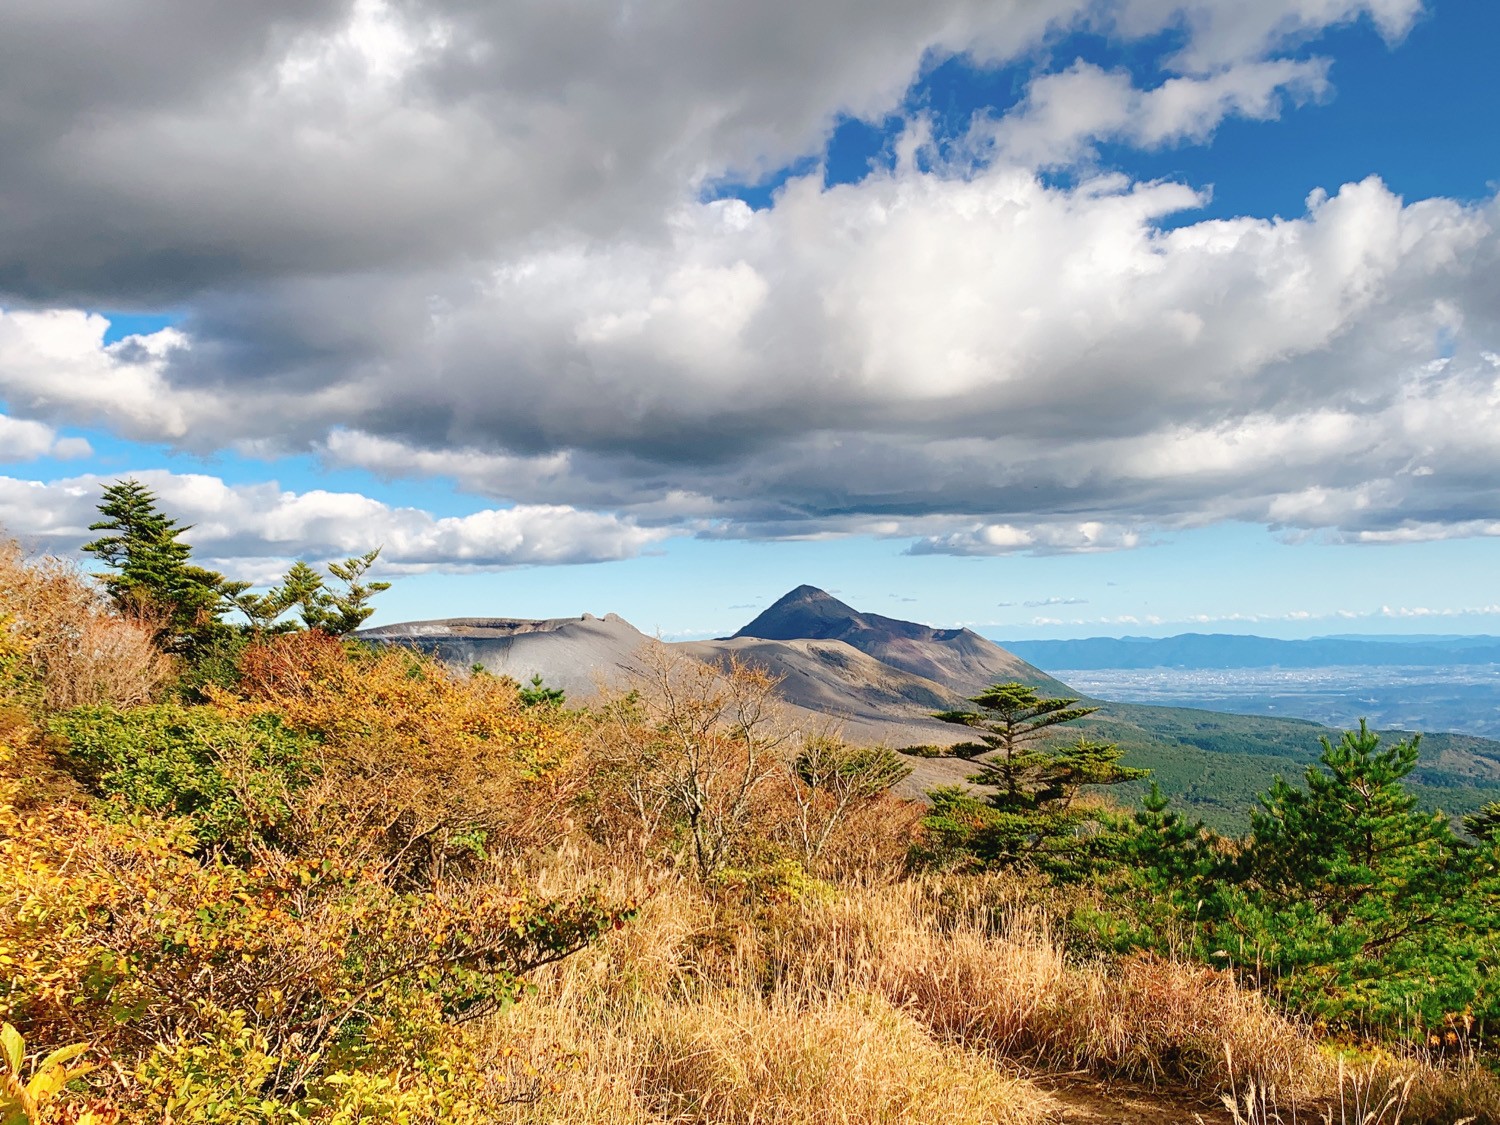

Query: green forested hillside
left=1078, top=700, right=1500, bottom=831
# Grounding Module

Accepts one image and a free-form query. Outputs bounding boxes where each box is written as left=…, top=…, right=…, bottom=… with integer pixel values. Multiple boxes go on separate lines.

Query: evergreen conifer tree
left=934, top=682, right=1098, bottom=807
left=1463, top=800, right=1500, bottom=843
left=926, top=682, right=1145, bottom=875
left=226, top=554, right=390, bottom=637
left=1129, top=781, right=1209, bottom=891
left=319, top=549, right=391, bottom=635
left=1221, top=721, right=1483, bottom=1033
left=82, top=479, right=229, bottom=655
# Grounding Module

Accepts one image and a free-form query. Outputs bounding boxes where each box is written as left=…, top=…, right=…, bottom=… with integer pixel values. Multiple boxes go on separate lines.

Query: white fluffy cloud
left=0, top=471, right=667, bottom=573
left=977, top=57, right=1330, bottom=167
left=0, top=413, right=90, bottom=462
left=0, top=312, right=199, bottom=439
left=9, top=168, right=1494, bottom=552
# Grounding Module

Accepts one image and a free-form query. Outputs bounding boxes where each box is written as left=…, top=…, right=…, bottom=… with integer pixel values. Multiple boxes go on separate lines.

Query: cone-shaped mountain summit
left=733, top=585, right=869, bottom=641
left=735, top=585, right=1066, bottom=696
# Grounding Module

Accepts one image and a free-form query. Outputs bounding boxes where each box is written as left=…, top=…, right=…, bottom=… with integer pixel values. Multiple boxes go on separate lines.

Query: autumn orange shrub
left=226, top=631, right=552, bottom=756
left=215, top=632, right=590, bottom=880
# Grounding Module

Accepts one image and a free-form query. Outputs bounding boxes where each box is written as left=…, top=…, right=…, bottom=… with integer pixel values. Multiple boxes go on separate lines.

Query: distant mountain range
left=1000, top=633, right=1500, bottom=670
left=362, top=587, right=1500, bottom=830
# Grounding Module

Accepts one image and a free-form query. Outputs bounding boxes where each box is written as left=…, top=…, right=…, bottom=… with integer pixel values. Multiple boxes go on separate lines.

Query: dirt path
left=1032, top=1076, right=1234, bottom=1124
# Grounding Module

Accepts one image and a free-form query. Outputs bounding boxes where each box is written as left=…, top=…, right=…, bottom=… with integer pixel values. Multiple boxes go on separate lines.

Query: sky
left=1, top=0, right=1498, bottom=641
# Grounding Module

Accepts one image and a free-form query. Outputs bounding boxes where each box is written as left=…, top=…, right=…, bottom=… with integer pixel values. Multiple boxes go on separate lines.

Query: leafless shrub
left=777, top=730, right=912, bottom=874
left=594, top=644, right=790, bottom=880
left=0, top=539, right=173, bottom=710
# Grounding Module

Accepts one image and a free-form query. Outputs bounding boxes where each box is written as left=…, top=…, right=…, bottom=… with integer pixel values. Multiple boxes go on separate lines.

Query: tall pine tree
left=926, top=682, right=1145, bottom=876
left=934, top=682, right=1098, bottom=807
left=82, top=479, right=229, bottom=655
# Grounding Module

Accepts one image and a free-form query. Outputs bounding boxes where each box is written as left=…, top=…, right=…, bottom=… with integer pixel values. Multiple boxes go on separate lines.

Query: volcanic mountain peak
left=734, top=585, right=1067, bottom=696
left=736, top=585, right=965, bottom=644
left=734, top=585, right=865, bottom=640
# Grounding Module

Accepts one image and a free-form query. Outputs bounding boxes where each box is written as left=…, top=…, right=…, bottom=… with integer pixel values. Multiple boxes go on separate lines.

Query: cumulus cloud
left=1379, top=604, right=1500, bottom=618
left=4, top=168, right=1500, bottom=553
left=1174, top=605, right=1500, bottom=625
left=910, top=522, right=1146, bottom=557
left=0, top=471, right=667, bottom=574
left=5, top=165, right=1499, bottom=555
left=0, top=312, right=201, bottom=440
left=1106, top=0, right=1421, bottom=74
left=0, top=414, right=90, bottom=461
left=974, top=57, right=1330, bottom=167
left=0, top=0, right=1053, bottom=301
left=4, top=0, right=1487, bottom=562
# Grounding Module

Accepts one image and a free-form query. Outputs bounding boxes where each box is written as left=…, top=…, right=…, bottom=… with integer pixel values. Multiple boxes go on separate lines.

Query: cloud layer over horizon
left=6, top=0, right=1496, bottom=573
left=0, top=469, right=664, bottom=578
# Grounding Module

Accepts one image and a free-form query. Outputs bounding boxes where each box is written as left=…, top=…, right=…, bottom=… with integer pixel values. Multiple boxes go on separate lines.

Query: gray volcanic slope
left=363, top=588, right=1061, bottom=726
left=735, top=585, right=1068, bottom=696
left=678, top=635, right=962, bottom=717
left=361, top=613, right=653, bottom=699
left=362, top=612, right=974, bottom=742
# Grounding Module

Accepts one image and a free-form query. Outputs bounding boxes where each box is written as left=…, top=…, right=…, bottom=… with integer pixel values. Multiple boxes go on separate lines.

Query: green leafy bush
left=1076, top=723, right=1500, bottom=1044
left=50, top=703, right=316, bottom=851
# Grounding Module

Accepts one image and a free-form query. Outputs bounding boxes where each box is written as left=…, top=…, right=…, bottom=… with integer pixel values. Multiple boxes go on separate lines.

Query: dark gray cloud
left=0, top=0, right=1055, bottom=303
left=0, top=0, right=1416, bottom=304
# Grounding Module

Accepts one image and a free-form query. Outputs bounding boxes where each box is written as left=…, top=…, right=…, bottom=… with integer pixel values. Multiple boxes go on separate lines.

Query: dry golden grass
left=748, top=879, right=1325, bottom=1095
left=484, top=859, right=1052, bottom=1122
left=1408, top=1060, right=1500, bottom=1125
left=476, top=859, right=1500, bottom=1123
left=464, top=856, right=1349, bottom=1124
left=494, top=987, right=1051, bottom=1124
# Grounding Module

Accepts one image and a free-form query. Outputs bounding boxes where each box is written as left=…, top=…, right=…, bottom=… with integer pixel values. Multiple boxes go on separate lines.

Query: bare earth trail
left=1031, top=1077, right=1234, bottom=1124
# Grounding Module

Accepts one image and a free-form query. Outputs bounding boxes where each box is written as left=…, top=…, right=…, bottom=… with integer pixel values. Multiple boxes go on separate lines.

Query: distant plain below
left=1000, top=634, right=1500, bottom=739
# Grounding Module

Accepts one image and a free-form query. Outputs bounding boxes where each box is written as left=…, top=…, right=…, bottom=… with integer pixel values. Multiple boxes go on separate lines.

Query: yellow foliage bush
left=0, top=804, right=621, bottom=1056
left=131, top=1004, right=527, bottom=1125
left=0, top=799, right=625, bottom=1120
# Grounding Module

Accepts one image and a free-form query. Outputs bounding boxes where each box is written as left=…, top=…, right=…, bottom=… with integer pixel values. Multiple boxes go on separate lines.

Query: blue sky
left=1, top=0, right=1497, bottom=641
